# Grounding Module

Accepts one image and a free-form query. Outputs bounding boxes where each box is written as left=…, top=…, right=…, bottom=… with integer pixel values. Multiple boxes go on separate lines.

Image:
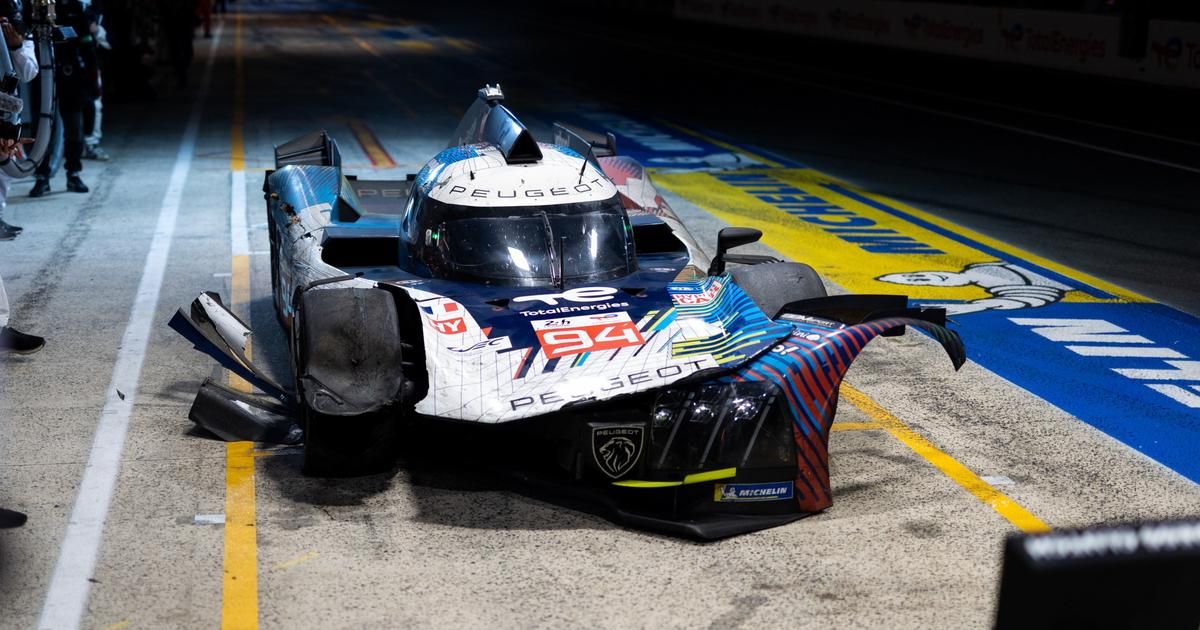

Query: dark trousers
left=82, top=93, right=96, bottom=140
left=35, top=106, right=83, bottom=177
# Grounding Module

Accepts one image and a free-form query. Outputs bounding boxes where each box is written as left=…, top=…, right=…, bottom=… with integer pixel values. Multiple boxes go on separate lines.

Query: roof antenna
left=578, top=142, right=596, bottom=185
left=557, top=236, right=566, bottom=290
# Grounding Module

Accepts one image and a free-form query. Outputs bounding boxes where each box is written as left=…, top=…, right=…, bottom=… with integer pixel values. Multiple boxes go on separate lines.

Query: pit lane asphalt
left=1, top=3, right=1198, bottom=629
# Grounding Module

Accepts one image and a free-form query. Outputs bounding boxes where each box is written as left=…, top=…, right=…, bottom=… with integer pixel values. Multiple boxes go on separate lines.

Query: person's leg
left=84, top=90, right=109, bottom=160
left=201, top=0, right=212, bottom=37
left=88, top=94, right=104, bottom=145
left=0, top=272, right=9, bottom=328
left=82, top=93, right=96, bottom=140
left=30, top=114, right=61, bottom=197
left=63, top=104, right=87, bottom=192
left=0, top=273, right=45, bottom=354
left=0, top=172, right=17, bottom=238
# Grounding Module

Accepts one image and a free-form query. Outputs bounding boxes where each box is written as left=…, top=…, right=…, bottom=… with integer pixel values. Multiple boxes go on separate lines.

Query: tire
left=730, top=262, right=828, bottom=319
left=294, top=310, right=400, bottom=477
left=301, top=404, right=398, bottom=477
left=267, top=214, right=290, bottom=330
left=291, top=287, right=409, bottom=477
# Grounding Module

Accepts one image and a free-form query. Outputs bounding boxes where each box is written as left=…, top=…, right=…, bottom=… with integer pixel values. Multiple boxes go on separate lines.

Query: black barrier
left=995, top=519, right=1200, bottom=629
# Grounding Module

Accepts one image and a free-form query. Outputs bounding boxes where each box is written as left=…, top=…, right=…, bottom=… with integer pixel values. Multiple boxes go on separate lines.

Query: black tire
left=294, top=312, right=400, bottom=477
left=730, top=262, right=828, bottom=319
left=291, top=287, right=409, bottom=477
left=267, top=214, right=289, bottom=330
left=301, top=405, right=398, bottom=477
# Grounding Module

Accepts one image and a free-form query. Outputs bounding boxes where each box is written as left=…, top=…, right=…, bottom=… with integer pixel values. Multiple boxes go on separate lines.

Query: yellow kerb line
left=840, top=385, right=1050, bottom=534
left=223, top=9, right=260, bottom=630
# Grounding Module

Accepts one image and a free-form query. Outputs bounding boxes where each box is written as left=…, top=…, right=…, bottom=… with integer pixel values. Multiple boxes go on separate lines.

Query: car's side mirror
left=708, top=227, right=763, bottom=275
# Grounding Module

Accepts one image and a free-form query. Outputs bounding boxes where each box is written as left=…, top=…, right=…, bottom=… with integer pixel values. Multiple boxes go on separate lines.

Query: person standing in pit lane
left=0, top=133, right=43, bottom=354
left=0, top=268, right=43, bottom=354
left=0, top=7, right=45, bottom=352
left=28, top=0, right=94, bottom=197
left=0, top=10, right=37, bottom=239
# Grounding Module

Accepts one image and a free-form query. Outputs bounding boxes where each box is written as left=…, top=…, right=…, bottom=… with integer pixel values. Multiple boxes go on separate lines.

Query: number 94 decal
left=531, top=312, right=645, bottom=359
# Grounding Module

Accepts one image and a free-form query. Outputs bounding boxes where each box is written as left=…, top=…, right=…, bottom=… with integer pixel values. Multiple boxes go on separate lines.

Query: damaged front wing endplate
left=169, top=292, right=300, bottom=444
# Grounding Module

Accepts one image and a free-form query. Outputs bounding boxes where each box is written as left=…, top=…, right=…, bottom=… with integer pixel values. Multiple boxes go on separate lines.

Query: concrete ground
left=1, top=3, right=1198, bottom=629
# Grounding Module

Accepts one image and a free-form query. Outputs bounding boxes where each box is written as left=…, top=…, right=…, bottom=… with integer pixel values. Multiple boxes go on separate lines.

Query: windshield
left=414, top=194, right=636, bottom=286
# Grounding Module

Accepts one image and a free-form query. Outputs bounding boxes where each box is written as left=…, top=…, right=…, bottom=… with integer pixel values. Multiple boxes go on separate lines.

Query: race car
left=172, top=85, right=965, bottom=539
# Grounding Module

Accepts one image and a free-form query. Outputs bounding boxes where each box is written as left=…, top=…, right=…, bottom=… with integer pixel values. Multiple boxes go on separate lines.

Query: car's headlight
left=650, top=380, right=794, bottom=472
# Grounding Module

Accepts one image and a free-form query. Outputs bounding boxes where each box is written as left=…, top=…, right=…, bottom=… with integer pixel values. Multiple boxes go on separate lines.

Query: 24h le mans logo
left=591, top=424, right=645, bottom=479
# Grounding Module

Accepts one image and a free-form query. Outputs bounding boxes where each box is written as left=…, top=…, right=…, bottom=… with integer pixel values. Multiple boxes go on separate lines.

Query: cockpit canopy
left=405, top=190, right=637, bottom=287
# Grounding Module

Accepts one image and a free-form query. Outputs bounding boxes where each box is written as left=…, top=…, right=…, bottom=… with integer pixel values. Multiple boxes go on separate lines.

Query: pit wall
left=674, top=0, right=1200, bottom=88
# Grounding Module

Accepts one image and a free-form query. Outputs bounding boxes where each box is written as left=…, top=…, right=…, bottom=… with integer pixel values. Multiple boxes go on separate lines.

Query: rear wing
left=274, top=130, right=342, bottom=169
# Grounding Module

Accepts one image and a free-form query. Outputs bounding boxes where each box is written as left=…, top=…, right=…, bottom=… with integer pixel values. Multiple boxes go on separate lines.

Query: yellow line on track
left=347, top=118, right=397, bottom=168
left=830, top=422, right=883, bottom=432
left=223, top=9, right=259, bottom=630
left=223, top=441, right=258, bottom=629
left=321, top=14, right=380, bottom=57
left=272, top=551, right=319, bottom=571
left=322, top=13, right=462, bottom=117
left=840, top=385, right=1050, bottom=533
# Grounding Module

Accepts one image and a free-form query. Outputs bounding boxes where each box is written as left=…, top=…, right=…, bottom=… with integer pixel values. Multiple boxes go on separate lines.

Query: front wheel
left=301, top=405, right=399, bottom=477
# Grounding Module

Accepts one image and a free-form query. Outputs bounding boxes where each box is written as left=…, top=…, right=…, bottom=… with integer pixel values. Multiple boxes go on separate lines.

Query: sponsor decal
left=878, top=262, right=1072, bottom=315
left=447, top=336, right=511, bottom=354
left=513, top=286, right=620, bottom=306
left=1000, top=22, right=1107, bottom=63
left=711, top=173, right=943, bottom=255
left=443, top=180, right=609, bottom=201
left=1150, top=35, right=1200, bottom=72
left=508, top=360, right=715, bottom=411
left=1001, top=23, right=1024, bottom=47
left=513, top=286, right=631, bottom=318
left=532, top=311, right=645, bottom=359
left=903, top=13, right=984, bottom=48
left=1008, top=317, right=1200, bottom=410
left=516, top=302, right=631, bottom=318
left=777, top=313, right=844, bottom=329
left=671, top=279, right=722, bottom=305
left=353, top=186, right=408, bottom=198
left=591, top=424, right=645, bottom=479
left=827, top=9, right=891, bottom=37
left=714, top=481, right=794, bottom=502
left=420, top=299, right=466, bottom=335
left=1026, top=29, right=1107, bottom=62
left=769, top=4, right=819, bottom=30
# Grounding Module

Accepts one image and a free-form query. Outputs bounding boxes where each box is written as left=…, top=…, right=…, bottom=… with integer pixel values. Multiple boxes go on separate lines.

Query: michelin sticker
left=714, top=481, right=794, bottom=502
left=878, top=261, right=1073, bottom=315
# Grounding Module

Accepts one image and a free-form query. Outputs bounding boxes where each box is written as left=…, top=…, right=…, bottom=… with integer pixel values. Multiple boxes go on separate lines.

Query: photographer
left=0, top=4, right=36, bottom=238
left=0, top=135, right=44, bottom=354
left=29, top=0, right=93, bottom=197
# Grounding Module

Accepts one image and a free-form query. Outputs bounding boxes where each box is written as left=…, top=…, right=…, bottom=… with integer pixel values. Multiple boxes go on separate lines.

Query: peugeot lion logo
left=591, top=424, right=644, bottom=479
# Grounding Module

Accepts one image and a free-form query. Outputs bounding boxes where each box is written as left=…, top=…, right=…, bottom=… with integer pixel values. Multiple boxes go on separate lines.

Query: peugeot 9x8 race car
left=172, top=85, right=965, bottom=539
